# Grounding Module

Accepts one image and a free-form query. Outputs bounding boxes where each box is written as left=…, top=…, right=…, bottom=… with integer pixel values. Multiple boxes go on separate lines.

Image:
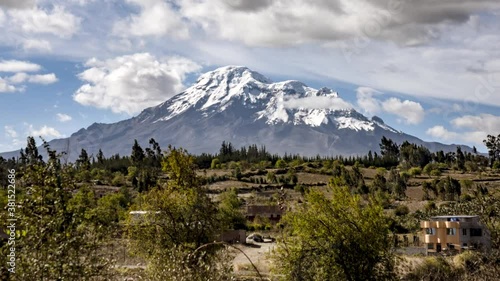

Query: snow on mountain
left=0, top=65, right=473, bottom=161
left=149, top=65, right=389, bottom=132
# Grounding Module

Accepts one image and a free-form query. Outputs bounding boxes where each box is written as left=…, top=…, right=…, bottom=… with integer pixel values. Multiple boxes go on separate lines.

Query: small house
left=421, top=215, right=491, bottom=254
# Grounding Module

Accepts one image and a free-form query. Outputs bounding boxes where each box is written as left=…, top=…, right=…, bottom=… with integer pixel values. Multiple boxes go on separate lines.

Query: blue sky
left=1, top=0, right=500, bottom=153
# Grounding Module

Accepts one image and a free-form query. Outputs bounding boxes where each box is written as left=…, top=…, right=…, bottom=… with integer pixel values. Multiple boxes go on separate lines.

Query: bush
left=408, top=167, right=422, bottom=177
left=430, top=169, right=442, bottom=177
left=210, top=158, right=220, bottom=169
left=424, top=201, right=436, bottom=212
left=405, top=256, right=459, bottom=281
left=275, top=159, right=287, bottom=168
left=394, top=205, right=410, bottom=216
left=493, top=161, right=500, bottom=170
left=111, top=172, right=126, bottom=186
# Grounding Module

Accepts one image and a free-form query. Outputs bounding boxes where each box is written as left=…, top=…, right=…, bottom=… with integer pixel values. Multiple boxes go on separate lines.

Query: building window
left=426, top=228, right=436, bottom=235
left=470, top=228, right=482, bottom=236
left=447, top=228, right=456, bottom=235
left=462, top=228, right=467, bottom=235
left=427, top=243, right=434, bottom=249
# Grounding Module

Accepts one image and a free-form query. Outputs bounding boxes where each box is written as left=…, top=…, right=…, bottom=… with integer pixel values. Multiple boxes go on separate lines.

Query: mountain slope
left=1, top=66, right=472, bottom=161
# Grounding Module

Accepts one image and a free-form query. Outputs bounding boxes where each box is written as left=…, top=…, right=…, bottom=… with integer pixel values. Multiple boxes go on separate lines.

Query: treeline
left=1, top=134, right=499, bottom=193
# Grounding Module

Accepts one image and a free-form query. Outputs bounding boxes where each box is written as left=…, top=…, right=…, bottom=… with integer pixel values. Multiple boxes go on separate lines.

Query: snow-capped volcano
left=0, top=66, right=472, bottom=161
left=139, top=66, right=397, bottom=131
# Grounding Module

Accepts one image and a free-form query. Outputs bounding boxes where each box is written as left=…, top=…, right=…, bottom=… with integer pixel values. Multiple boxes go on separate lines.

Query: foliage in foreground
left=273, top=186, right=396, bottom=281
left=0, top=140, right=112, bottom=280
left=126, top=146, right=233, bottom=280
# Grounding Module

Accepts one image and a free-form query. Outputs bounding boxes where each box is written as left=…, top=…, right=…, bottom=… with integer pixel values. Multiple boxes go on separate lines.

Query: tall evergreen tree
left=131, top=139, right=145, bottom=166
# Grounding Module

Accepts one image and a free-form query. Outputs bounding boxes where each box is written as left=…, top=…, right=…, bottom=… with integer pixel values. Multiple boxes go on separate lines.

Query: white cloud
left=0, top=60, right=57, bottom=92
left=7, top=72, right=57, bottom=84
left=29, top=125, right=62, bottom=138
left=22, top=38, right=52, bottom=52
left=426, top=126, right=459, bottom=141
left=356, top=87, right=382, bottom=116
left=0, top=59, right=41, bottom=72
left=382, top=97, right=425, bottom=125
left=56, top=113, right=72, bottom=122
left=4, top=125, right=18, bottom=138
left=7, top=72, right=29, bottom=84
left=73, top=53, right=201, bottom=115
left=9, top=5, right=81, bottom=38
left=427, top=114, right=500, bottom=145
left=283, top=96, right=352, bottom=110
left=28, top=73, right=58, bottom=84
left=451, top=113, right=500, bottom=134
left=0, top=77, right=17, bottom=92
left=114, top=0, right=188, bottom=39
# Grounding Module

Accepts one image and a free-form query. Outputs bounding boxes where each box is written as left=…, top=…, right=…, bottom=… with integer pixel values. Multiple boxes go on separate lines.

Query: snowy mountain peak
left=196, top=65, right=273, bottom=86
left=138, top=66, right=397, bottom=133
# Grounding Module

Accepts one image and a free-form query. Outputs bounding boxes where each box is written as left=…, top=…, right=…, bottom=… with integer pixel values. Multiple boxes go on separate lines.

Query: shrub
left=424, top=201, right=436, bottom=212
left=408, top=167, right=422, bottom=177
left=275, top=159, right=287, bottom=168
left=394, top=205, right=410, bottom=216
left=430, top=169, right=442, bottom=177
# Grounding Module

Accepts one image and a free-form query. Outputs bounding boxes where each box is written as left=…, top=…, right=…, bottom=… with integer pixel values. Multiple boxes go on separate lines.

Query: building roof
left=430, top=215, right=478, bottom=219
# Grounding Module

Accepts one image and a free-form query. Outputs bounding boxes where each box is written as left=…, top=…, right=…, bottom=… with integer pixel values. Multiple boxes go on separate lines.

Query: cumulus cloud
left=0, top=59, right=41, bottom=72
left=177, top=0, right=500, bottom=46
left=4, top=125, right=18, bottom=138
left=9, top=5, right=81, bottom=38
left=283, top=96, right=352, bottom=110
left=114, top=0, right=188, bottom=38
left=0, top=77, right=17, bottom=92
left=56, top=113, right=72, bottom=122
left=426, top=126, right=459, bottom=141
left=27, top=73, right=58, bottom=84
left=0, top=60, right=57, bottom=92
left=382, top=97, right=425, bottom=125
left=73, top=53, right=201, bottom=115
left=427, top=114, right=500, bottom=145
left=356, top=87, right=382, bottom=115
left=451, top=113, right=500, bottom=132
left=29, top=125, right=62, bottom=138
left=7, top=72, right=57, bottom=85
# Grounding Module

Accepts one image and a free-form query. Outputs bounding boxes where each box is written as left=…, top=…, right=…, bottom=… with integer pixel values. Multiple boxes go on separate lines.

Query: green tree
left=24, top=136, right=43, bottom=165
left=483, top=134, right=500, bottom=166
left=273, top=186, right=395, bottom=281
left=96, top=148, right=105, bottom=165
left=127, top=146, right=229, bottom=280
left=131, top=139, right=145, bottom=166
left=218, top=188, right=246, bottom=230
left=0, top=142, right=111, bottom=280
left=388, top=169, right=407, bottom=199
left=372, top=172, right=388, bottom=193
left=380, top=136, right=399, bottom=166
left=76, top=148, right=91, bottom=171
